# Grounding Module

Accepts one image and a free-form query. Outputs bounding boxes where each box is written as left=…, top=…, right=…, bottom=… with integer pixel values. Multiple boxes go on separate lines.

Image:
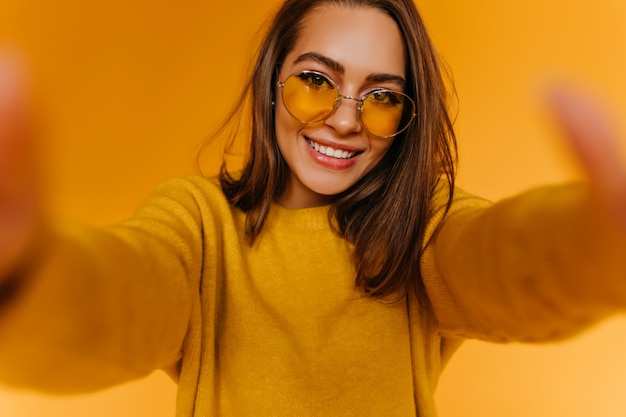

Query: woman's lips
left=304, top=137, right=362, bottom=169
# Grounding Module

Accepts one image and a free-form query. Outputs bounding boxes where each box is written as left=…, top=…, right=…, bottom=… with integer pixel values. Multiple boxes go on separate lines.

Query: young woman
left=0, top=0, right=624, bottom=416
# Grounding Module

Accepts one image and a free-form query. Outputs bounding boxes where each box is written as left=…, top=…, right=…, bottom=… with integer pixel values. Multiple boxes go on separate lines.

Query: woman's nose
left=323, top=95, right=363, bottom=137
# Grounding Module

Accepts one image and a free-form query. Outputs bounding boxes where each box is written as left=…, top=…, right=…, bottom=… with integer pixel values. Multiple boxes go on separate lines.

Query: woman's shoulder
left=133, top=174, right=239, bottom=221
left=425, top=180, right=492, bottom=244
left=430, top=180, right=491, bottom=216
left=150, top=174, right=226, bottom=200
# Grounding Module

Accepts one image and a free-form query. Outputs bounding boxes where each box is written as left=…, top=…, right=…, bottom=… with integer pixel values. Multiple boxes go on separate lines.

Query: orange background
left=1, top=0, right=625, bottom=416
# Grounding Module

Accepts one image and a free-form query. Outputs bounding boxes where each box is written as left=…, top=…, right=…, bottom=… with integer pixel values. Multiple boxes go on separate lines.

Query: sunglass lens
left=282, top=73, right=337, bottom=123
left=361, top=91, right=408, bottom=138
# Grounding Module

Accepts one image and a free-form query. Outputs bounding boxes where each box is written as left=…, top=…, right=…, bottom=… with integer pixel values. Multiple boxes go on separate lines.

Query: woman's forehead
left=285, top=5, right=406, bottom=78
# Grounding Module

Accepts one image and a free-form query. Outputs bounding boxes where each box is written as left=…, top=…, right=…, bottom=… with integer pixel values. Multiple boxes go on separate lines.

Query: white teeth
left=308, top=139, right=356, bottom=159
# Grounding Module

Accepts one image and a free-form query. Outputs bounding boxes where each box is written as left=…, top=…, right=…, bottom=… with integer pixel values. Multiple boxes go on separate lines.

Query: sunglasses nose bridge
left=338, top=94, right=360, bottom=104
left=337, top=94, right=363, bottom=114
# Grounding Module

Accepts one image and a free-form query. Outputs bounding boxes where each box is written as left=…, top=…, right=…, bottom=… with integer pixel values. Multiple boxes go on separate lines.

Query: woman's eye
left=311, top=75, right=325, bottom=86
left=299, top=73, right=333, bottom=89
left=373, top=91, right=388, bottom=102
left=370, top=90, right=400, bottom=105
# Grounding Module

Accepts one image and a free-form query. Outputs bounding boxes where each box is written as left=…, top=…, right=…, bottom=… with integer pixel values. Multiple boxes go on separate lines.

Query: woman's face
left=274, top=5, right=407, bottom=208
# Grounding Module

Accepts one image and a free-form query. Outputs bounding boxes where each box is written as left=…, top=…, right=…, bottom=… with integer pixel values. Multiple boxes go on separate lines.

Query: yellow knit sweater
left=0, top=176, right=624, bottom=416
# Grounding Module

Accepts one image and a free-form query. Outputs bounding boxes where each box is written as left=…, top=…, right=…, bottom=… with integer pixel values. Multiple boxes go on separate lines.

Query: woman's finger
left=546, top=84, right=626, bottom=231
left=0, top=47, right=40, bottom=282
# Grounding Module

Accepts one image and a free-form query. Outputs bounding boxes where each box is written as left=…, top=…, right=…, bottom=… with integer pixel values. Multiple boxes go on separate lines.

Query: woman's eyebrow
left=294, top=52, right=344, bottom=73
left=365, top=73, right=406, bottom=88
left=293, top=52, right=406, bottom=88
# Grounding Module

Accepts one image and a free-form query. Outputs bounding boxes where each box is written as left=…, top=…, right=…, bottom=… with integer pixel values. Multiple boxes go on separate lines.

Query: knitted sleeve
left=421, top=183, right=626, bottom=343
left=0, top=176, right=220, bottom=393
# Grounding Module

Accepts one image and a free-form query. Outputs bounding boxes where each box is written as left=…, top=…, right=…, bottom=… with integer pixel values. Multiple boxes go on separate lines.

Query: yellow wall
left=0, top=0, right=625, bottom=416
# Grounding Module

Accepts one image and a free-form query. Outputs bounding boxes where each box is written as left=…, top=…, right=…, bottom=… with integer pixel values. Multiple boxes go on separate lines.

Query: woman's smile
left=305, top=137, right=360, bottom=160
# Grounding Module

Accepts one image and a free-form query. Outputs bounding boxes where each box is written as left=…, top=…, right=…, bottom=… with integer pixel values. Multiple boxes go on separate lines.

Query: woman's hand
left=548, top=85, right=626, bottom=232
left=0, top=47, right=41, bottom=285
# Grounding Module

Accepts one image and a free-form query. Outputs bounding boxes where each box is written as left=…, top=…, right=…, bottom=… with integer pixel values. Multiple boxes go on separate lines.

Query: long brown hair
left=215, top=0, right=457, bottom=300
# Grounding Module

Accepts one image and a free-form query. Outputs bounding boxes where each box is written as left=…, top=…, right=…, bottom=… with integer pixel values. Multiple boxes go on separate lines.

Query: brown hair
left=214, top=0, right=457, bottom=300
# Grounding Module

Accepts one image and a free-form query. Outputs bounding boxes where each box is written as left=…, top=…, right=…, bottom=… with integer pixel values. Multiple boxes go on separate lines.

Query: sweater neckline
left=267, top=202, right=333, bottom=231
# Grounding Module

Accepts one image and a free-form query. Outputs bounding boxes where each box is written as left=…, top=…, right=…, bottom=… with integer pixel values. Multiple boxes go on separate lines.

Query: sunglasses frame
left=276, top=70, right=417, bottom=139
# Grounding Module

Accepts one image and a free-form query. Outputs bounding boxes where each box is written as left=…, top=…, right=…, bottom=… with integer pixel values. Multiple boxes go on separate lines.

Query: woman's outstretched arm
left=422, top=86, right=626, bottom=343
left=0, top=51, right=204, bottom=394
